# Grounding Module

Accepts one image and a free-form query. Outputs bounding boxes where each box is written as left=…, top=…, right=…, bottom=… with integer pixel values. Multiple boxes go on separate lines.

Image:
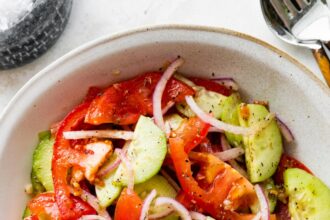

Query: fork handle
left=312, top=42, right=330, bottom=87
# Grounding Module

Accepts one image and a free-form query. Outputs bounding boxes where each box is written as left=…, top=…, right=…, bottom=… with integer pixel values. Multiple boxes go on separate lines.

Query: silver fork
left=272, top=1, right=316, bottom=27
left=261, top=0, right=330, bottom=86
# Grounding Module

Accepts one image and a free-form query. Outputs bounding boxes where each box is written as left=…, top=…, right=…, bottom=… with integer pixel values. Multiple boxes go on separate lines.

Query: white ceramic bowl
left=0, top=25, right=329, bottom=219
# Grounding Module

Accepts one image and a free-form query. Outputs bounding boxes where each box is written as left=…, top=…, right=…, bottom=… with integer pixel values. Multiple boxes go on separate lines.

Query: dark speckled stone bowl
left=0, top=0, right=72, bottom=69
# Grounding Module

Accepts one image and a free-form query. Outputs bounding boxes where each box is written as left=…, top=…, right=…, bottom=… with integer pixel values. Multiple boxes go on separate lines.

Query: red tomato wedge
left=274, top=154, right=313, bottom=184
left=172, top=117, right=210, bottom=153
left=114, top=188, right=142, bottom=220
left=52, top=102, right=92, bottom=219
left=169, top=117, right=258, bottom=219
left=85, top=72, right=195, bottom=125
left=83, top=86, right=103, bottom=103
left=176, top=190, right=204, bottom=213
left=27, top=192, right=95, bottom=220
left=189, top=77, right=232, bottom=96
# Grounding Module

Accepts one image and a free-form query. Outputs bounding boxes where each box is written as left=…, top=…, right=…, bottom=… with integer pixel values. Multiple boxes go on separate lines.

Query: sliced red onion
left=154, top=197, right=191, bottom=220
left=185, top=96, right=251, bottom=135
left=160, top=169, right=181, bottom=192
left=153, top=58, right=185, bottom=131
left=63, top=130, right=134, bottom=140
left=189, top=211, right=208, bottom=220
left=186, top=95, right=275, bottom=136
left=254, top=184, right=270, bottom=220
left=276, top=117, right=295, bottom=143
left=80, top=190, right=111, bottom=220
left=220, top=134, right=230, bottom=151
left=78, top=215, right=108, bottom=220
left=117, top=148, right=134, bottom=192
left=140, top=189, right=157, bottom=220
left=211, top=77, right=239, bottom=91
left=220, top=134, right=248, bottom=178
left=212, top=148, right=245, bottom=161
left=208, top=127, right=222, bottom=133
left=251, top=212, right=262, bottom=220
left=149, top=207, right=174, bottom=219
left=97, top=156, right=121, bottom=178
left=97, top=142, right=131, bottom=178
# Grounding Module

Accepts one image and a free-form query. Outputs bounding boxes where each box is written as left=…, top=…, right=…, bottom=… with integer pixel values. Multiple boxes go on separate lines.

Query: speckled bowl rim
left=1, top=24, right=329, bottom=121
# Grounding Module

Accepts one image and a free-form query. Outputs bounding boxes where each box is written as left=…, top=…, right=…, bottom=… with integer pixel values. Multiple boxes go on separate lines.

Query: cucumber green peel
left=32, top=131, right=54, bottom=192
left=219, top=93, right=243, bottom=147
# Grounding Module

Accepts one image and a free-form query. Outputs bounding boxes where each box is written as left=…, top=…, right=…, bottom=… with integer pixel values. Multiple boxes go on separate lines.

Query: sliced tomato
left=274, top=154, right=313, bottom=184
left=172, top=117, right=210, bottom=153
left=27, top=192, right=95, bottom=220
left=52, top=102, right=92, bottom=219
left=189, top=77, right=232, bottom=96
left=84, top=86, right=103, bottom=103
left=176, top=190, right=204, bottom=212
left=114, top=188, right=142, bottom=220
left=85, top=72, right=195, bottom=125
left=169, top=118, right=258, bottom=219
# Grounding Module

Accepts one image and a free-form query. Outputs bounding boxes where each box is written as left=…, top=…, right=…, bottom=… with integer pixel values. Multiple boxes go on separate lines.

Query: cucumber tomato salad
left=23, top=58, right=330, bottom=220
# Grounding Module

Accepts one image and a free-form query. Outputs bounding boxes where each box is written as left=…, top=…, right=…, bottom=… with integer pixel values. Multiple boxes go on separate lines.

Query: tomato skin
left=27, top=192, right=95, bottom=220
left=176, top=190, right=204, bottom=212
left=114, top=188, right=142, bottom=220
left=173, top=117, right=210, bottom=153
left=189, top=77, right=232, bottom=96
left=52, top=102, right=92, bottom=219
left=84, top=86, right=103, bottom=103
left=85, top=72, right=195, bottom=125
left=169, top=118, right=257, bottom=219
left=274, top=154, right=313, bottom=184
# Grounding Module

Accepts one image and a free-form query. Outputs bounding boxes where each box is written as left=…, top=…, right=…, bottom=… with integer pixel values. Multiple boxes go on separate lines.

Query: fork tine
left=296, top=0, right=308, bottom=8
left=270, top=0, right=291, bottom=28
left=283, top=0, right=299, bottom=16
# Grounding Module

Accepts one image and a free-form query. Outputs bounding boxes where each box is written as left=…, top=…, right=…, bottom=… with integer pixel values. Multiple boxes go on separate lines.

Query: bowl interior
left=0, top=26, right=329, bottom=219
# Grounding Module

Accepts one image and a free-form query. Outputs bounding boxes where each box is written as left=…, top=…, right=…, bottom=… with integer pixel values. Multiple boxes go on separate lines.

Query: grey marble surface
left=0, top=0, right=324, bottom=113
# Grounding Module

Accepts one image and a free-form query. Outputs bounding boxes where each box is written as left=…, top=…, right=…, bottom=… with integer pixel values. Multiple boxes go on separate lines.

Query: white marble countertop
left=0, top=0, right=326, bottom=113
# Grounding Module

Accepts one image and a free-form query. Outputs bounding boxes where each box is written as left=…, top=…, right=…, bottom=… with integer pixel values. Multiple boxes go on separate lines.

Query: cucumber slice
left=22, top=207, right=31, bottom=219
left=31, top=169, right=45, bottom=195
left=284, top=168, right=330, bottom=220
left=114, top=116, right=167, bottom=185
left=238, top=104, right=282, bottom=183
left=135, top=175, right=178, bottom=220
left=135, top=175, right=177, bottom=199
left=219, top=92, right=243, bottom=147
left=176, top=86, right=227, bottom=119
left=96, top=152, right=122, bottom=207
left=97, top=116, right=167, bottom=207
left=32, top=131, right=54, bottom=191
left=164, top=114, right=184, bottom=132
